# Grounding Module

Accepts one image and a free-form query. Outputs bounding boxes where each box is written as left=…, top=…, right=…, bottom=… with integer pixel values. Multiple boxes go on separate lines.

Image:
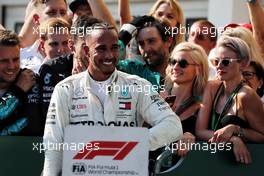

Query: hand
left=130, top=15, right=155, bottom=28
left=25, top=0, right=40, bottom=24
left=119, top=15, right=155, bottom=46
left=209, top=124, right=238, bottom=143
left=177, top=132, right=195, bottom=157
left=25, top=0, right=36, bottom=20
left=15, top=69, right=36, bottom=92
left=160, top=90, right=168, bottom=99
left=230, top=136, right=252, bottom=164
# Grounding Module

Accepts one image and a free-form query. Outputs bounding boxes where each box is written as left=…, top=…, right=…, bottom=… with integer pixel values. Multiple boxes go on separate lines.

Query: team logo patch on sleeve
left=119, top=102, right=131, bottom=110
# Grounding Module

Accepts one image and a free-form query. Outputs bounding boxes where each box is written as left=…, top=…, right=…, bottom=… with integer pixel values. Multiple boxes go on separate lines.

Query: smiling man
left=0, top=30, right=44, bottom=136
left=136, top=20, right=171, bottom=81
left=43, top=22, right=183, bottom=175
left=117, top=16, right=172, bottom=88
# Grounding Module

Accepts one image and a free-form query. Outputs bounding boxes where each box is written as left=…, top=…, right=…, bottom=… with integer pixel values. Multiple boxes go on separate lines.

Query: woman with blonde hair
left=148, top=0, right=185, bottom=46
left=162, top=42, right=209, bottom=156
left=196, top=36, right=264, bottom=164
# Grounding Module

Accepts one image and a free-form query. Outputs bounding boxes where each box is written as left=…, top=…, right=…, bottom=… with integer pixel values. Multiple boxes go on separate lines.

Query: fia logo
left=72, top=162, right=87, bottom=175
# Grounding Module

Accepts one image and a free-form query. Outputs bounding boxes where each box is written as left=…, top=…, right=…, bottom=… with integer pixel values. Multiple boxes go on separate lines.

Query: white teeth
left=103, top=61, right=113, bottom=65
left=5, top=72, right=14, bottom=75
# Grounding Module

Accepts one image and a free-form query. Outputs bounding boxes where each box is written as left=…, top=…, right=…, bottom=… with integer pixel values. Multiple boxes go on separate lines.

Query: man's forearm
left=87, top=0, right=117, bottom=30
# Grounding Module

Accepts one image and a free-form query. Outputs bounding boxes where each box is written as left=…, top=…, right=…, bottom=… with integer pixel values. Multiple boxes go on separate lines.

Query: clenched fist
left=15, top=69, right=36, bottom=92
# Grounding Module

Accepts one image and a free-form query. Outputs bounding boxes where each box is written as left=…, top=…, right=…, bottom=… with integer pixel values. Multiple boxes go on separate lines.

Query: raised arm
left=87, top=0, right=117, bottom=30
left=18, top=0, right=40, bottom=48
left=247, top=0, right=264, bottom=57
left=118, top=0, right=133, bottom=26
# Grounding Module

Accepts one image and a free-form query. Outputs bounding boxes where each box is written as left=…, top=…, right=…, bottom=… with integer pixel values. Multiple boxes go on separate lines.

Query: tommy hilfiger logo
left=119, top=102, right=131, bottom=110
left=73, top=141, right=138, bottom=160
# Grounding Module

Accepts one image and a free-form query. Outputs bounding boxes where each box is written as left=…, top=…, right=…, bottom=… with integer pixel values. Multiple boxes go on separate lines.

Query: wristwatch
left=247, top=0, right=257, bottom=4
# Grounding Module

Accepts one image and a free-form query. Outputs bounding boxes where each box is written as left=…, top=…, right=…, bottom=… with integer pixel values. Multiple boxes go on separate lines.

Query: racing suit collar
left=85, top=69, right=118, bottom=93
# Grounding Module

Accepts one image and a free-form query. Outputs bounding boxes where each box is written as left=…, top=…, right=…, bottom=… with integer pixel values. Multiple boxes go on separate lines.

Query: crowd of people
left=0, top=0, right=264, bottom=175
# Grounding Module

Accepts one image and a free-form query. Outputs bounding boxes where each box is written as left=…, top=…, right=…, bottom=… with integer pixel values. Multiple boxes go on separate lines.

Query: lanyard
left=211, top=81, right=244, bottom=131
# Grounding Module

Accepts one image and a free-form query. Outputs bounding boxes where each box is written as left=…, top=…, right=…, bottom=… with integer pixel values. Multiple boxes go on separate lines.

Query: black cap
left=69, top=0, right=89, bottom=13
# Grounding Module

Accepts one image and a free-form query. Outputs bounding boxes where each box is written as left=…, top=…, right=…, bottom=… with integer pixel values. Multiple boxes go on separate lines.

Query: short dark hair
left=72, top=15, right=103, bottom=42
left=250, top=61, right=264, bottom=97
left=0, top=29, right=20, bottom=47
left=69, top=0, right=90, bottom=13
left=83, top=21, right=116, bottom=43
left=136, top=16, right=171, bottom=43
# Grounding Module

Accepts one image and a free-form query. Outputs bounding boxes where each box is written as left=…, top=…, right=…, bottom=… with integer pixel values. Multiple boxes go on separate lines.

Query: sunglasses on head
left=210, top=57, right=240, bottom=67
left=169, top=58, right=197, bottom=69
left=242, top=71, right=256, bottom=80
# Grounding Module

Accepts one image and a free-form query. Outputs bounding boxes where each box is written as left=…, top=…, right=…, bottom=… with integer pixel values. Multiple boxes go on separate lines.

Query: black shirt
left=39, top=54, right=73, bottom=117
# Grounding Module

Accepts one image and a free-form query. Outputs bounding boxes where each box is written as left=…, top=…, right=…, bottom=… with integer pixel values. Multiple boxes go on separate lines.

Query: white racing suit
left=43, top=70, right=182, bottom=176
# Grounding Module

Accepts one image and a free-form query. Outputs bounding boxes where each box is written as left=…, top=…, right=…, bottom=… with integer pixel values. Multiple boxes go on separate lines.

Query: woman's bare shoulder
left=239, top=85, right=260, bottom=102
left=205, top=80, right=222, bottom=92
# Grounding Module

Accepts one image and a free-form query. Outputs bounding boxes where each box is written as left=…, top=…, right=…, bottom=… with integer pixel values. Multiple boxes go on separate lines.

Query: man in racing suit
left=43, top=23, right=183, bottom=176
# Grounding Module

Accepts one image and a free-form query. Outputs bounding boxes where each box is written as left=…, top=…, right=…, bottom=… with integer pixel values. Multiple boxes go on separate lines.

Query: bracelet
left=237, top=126, right=246, bottom=141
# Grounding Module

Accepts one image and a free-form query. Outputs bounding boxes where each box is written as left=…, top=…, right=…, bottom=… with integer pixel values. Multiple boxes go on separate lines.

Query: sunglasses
left=169, top=58, right=197, bottom=69
left=210, top=57, right=240, bottom=67
left=242, top=71, right=256, bottom=80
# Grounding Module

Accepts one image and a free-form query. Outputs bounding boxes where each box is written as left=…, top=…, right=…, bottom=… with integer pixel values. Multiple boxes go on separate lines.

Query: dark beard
left=145, top=51, right=165, bottom=68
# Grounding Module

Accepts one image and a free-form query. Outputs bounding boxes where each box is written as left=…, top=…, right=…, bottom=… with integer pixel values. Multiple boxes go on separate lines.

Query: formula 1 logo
left=73, top=141, right=138, bottom=160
